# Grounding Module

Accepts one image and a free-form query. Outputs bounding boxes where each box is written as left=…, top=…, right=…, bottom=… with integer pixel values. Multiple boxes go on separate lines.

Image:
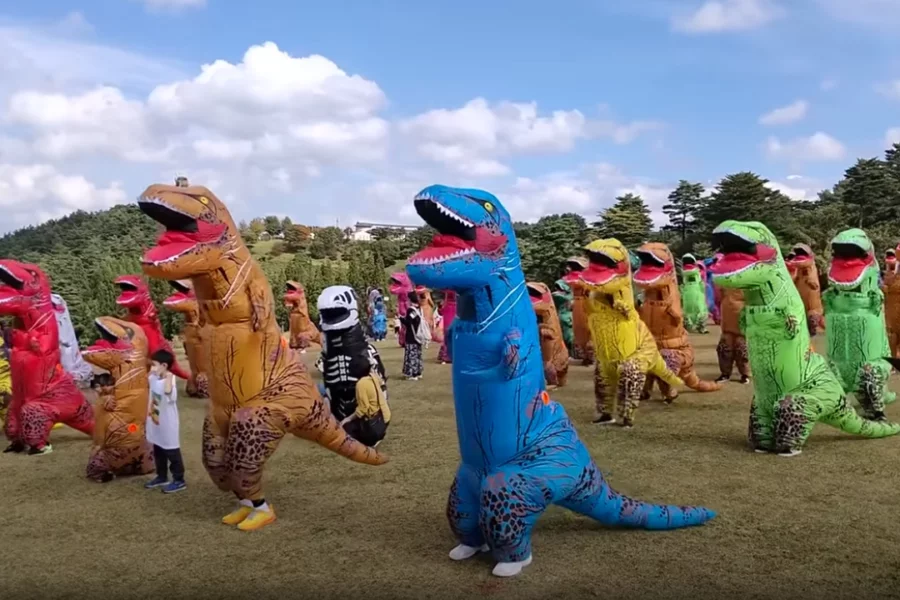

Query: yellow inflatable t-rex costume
left=137, top=183, right=387, bottom=531
left=578, top=239, right=682, bottom=428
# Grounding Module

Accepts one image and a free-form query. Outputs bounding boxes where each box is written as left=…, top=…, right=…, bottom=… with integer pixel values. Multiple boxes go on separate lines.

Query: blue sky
left=0, top=0, right=898, bottom=232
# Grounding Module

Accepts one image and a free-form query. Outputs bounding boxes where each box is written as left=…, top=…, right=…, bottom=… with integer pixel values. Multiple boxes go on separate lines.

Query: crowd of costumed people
left=3, top=177, right=900, bottom=578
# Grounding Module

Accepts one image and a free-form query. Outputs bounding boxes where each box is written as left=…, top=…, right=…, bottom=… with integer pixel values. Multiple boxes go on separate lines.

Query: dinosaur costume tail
left=566, top=477, right=716, bottom=530
left=293, top=406, right=389, bottom=466
left=821, top=403, right=900, bottom=439
left=682, top=371, right=723, bottom=392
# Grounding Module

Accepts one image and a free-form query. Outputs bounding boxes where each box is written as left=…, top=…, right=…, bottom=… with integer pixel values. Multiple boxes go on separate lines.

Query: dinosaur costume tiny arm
left=138, top=183, right=386, bottom=516
left=0, top=260, right=94, bottom=451
left=633, top=243, right=722, bottom=394
left=405, top=185, right=714, bottom=577
left=83, top=317, right=155, bottom=480
left=823, top=229, right=896, bottom=416
left=711, top=221, right=900, bottom=454
left=580, top=239, right=683, bottom=423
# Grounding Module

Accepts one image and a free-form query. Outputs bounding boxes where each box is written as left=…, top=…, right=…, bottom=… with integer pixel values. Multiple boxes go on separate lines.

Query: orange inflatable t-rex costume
left=632, top=243, right=723, bottom=400
left=526, top=282, right=569, bottom=388
left=883, top=247, right=900, bottom=358
left=283, top=281, right=321, bottom=352
left=416, top=286, right=438, bottom=342
left=714, top=285, right=751, bottom=383
left=163, top=280, right=209, bottom=397
left=137, top=183, right=387, bottom=531
left=787, top=243, right=824, bottom=335
left=83, top=317, right=155, bottom=482
left=562, top=256, right=594, bottom=365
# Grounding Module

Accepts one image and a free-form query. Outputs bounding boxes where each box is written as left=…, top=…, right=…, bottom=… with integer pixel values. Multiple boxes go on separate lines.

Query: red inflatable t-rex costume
left=0, top=260, right=93, bottom=454
left=114, top=274, right=190, bottom=380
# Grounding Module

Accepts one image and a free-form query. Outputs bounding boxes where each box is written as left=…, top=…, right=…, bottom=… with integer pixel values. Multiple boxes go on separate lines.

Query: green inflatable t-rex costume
left=710, top=221, right=900, bottom=456
left=824, top=229, right=896, bottom=419
left=680, top=253, right=708, bottom=333
left=551, top=279, right=574, bottom=355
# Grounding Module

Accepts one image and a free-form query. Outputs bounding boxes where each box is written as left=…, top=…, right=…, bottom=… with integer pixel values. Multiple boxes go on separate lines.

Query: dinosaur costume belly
left=83, top=317, right=155, bottom=481
left=711, top=221, right=900, bottom=455
left=138, top=183, right=386, bottom=530
left=406, top=185, right=714, bottom=578
left=824, top=230, right=896, bottom=417
left=0, top=261, right=94, bottom=453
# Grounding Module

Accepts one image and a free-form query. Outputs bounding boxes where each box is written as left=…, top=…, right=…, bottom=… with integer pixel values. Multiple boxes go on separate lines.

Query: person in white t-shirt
left=143, top=349, right=186, bottom=494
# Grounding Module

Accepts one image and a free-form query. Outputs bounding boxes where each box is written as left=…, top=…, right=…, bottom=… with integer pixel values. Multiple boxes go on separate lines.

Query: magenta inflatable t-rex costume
left=0, top=260, right=93, bottom=454
left=114, top=274, right=190, bottom=380
left=438, top=290, right=457, bottom=363
left=389, top=272, right=412, bottom=347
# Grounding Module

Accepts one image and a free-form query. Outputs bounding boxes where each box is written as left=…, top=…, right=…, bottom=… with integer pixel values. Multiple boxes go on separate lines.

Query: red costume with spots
left=0, top=260, right=93, bottom=452
left=114, top=274, right=190, bottom=380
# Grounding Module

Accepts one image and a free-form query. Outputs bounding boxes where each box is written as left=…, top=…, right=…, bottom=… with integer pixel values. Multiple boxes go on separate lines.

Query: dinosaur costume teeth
left=786, top=243, right=824, bottom=335
left=83, top=316, right=155, bottom=481
left=163, top=280, right=209, bottom=398
left=824, top=229, right=896, bottom=418
left=406, top=185, right=714, bottom=578
left=137, top=183, right=387, bottom=526
left=0, top=260, right=94, bottom=453
left=633, top=243, right=722, bottom=397
left=580, top=239, right=684, bottom=423
left=527, top=281, right=569, bottom=388
left=711, top=220, right=900, bottom=454
left=283, top=281, right=322, bottom=351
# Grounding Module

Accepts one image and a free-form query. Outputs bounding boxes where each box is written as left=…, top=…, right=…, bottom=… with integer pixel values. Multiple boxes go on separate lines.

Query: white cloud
left=819, top=77, right=838, bottom=91
left=876, top=80, right=900, bottom=100
left=766, top=174, right=824, bottom=200
left=138, top=0, right=207, bottom=11
left=885, top=128, right=900, bottom=147
left=765, top=132, right=846, bottom=162
left=55, top=11, right=94, bottom=35
left=399, top=98, right=661, bottom=176
left=672, top=0, right=782, bottom=33
left=0, top=163, right=126, bottom=226
left=758, top=100, right=808, bottom=126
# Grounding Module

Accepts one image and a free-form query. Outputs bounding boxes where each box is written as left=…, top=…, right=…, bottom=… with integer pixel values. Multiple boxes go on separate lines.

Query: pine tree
left=662, top=180, right=705, bottom=242
left=593, top=193, right=652, bottom=248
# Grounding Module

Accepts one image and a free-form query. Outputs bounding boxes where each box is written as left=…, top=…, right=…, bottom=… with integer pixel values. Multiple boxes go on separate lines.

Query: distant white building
left=351, top=222, right=418, bottom=242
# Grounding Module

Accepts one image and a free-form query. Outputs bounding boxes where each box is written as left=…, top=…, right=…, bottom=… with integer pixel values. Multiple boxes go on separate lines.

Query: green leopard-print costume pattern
left=824, top=228, right=896, bottom=418
left=711, top=221, right=900, bottom=455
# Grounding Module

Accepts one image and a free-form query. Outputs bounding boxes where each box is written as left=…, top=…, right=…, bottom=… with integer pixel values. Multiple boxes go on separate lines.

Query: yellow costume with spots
left=579, top=239, right=682, bottom=427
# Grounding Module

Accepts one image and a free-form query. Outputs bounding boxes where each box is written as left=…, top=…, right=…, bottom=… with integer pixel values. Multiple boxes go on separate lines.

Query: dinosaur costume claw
left=406, top=186, right=714, bottom=576
left=138, top=183, right=386, bottom=519
left=711, top=221, right=900, bottom=453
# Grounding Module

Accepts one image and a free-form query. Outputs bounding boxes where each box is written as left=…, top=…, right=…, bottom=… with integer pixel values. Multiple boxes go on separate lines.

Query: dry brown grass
left=4, top=328, right=900, bottom=600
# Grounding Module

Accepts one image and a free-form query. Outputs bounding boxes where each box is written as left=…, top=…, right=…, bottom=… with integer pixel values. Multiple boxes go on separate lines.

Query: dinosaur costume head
left=283, top=281, right=305, bottom=304
left=561, top=256, right=588, bottom=284
left=137, top=184, right=235, bottom=280
left=828, top=228, right=878, bottom=291
left=114, top=275, right=151, bottom=309
left=790, top=243, right=814, bottom=266
left=578, top=239, right=632, bottom=294
left=389, top=272, right=412, bottom=295
left=634, top=243, right=676, bottom=288
left=0, top=260, right=51, bottom=317
left=82, top=316, right=148, bottom=373
left=709, top=221, right=782, bottom=289
left=406, top=185, right=514, bottom=290
left=526, top=281, right=554, bottom=313
left=886, top=248, right=897, bottom=271
left=680, top=253, right=704, bottom=285
left=163, top=280, right=197, bottom=313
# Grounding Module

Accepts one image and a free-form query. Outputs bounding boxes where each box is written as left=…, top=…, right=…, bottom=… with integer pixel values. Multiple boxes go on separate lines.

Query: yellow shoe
left=237, top=506, right=276, bottom=531
left=221, top=506, right=253, bottom=526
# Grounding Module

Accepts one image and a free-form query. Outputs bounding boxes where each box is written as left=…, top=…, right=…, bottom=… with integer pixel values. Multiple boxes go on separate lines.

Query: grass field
left=5, top=328, right=900, bottom=599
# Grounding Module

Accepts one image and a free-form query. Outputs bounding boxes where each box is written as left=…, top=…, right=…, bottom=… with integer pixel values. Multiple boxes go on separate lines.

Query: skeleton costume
left=317, top=286, right=387, bottom=421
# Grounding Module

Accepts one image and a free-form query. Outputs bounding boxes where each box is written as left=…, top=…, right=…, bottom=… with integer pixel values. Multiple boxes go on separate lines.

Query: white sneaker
left=492, top=555, right=533, bottom=577
left=449, top=543, right=489, bottom=561
left=777, top=449, right=802, bottom=457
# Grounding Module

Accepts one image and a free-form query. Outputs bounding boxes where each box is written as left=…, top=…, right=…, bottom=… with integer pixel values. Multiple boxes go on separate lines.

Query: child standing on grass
left=144, top=349, right=186, bottom=494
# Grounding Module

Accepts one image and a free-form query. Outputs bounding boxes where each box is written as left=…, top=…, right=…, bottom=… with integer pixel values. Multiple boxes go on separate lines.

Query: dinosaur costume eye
left=483, top=202, right=494, bottom=212
left=198, top=196, right=210, bottom=205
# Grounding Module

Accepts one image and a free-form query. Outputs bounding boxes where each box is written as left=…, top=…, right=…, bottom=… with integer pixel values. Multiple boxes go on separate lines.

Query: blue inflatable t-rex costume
left=405, top=185, right=716, bottom=578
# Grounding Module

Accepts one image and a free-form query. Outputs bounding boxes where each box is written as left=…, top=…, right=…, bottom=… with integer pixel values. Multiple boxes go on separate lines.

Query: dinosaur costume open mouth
left=85, top=319, right=130, bottom=353
left=0, top=264, right=24, bottom=291
left=710, top=231, right=778, bottom=276
left=581, top=250, right=628, bottom=285
left=681, top=254, right=698, bottom=270
left=407, top=195, right=506, bottom=265
left=634, top=250, right=673, bottom=284
left=115, top=277, right=142, bottom=305
left=163, top=280, right=192, bottom=306
left=561, top=258, right=588, bottom=284
left=139, top=196, right=228, bottom=265
left=790, top=244, right=813, bottom=265
left=527, top=283, right=546, bottom=304
left=829, top=242, right=874, bottom=286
